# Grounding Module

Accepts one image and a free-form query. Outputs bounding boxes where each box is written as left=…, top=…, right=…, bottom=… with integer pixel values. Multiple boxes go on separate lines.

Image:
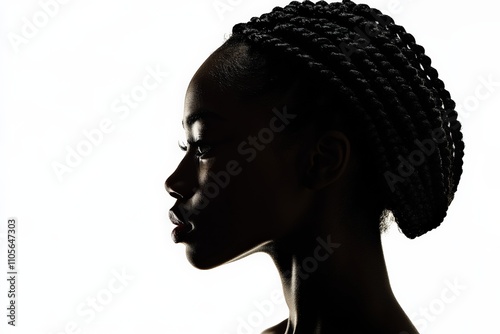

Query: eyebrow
left=182, top=109, right=225, bottom=128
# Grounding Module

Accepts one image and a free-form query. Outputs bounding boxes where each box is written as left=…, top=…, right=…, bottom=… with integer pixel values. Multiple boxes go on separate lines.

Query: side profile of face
left=165, top=45, right=315, bottom=270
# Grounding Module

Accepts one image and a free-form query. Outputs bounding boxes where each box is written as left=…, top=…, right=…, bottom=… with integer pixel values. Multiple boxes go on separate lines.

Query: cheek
left=187, top=145, right=305, bottom=231
left=226, top=147, right=307, bottom=235
left=181, top=145, right=310, bottom=269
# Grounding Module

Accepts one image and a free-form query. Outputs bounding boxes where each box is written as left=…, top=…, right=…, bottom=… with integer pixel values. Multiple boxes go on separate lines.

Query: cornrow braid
left=220, top=0, right=464, bottom=238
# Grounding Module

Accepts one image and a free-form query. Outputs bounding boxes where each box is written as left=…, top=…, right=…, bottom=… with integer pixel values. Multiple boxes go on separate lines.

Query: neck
left=263, top=205, right=418, bottom=333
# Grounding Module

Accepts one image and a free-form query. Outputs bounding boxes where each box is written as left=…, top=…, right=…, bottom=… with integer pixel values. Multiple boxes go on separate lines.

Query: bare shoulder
left=261, top=319, right=288, bottom=334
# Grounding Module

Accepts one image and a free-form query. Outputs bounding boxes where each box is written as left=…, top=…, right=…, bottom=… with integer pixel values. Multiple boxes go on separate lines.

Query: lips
left=169, top=208, right=194, bottom=243
left=169, top=210, right=184, bottom=226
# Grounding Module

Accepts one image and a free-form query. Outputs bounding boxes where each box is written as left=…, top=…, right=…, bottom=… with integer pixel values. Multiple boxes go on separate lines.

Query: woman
left=165, top=0, right=464, bottom=332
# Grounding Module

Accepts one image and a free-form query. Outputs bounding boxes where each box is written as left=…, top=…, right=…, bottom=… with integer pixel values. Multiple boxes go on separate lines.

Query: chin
left=184, top=243, right=233, bottom=270
left=183, top=236, right=269, bottom=270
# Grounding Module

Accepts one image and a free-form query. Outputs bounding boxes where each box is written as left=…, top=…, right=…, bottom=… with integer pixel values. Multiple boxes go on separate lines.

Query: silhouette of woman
left=165, top=1, right=464, bottom=332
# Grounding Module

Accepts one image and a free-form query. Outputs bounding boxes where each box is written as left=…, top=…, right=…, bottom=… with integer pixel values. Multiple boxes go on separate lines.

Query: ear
left=303, top=131, right=351, bottom=190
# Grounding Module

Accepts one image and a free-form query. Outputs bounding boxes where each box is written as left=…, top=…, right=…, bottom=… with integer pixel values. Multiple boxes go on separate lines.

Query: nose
left=165, top=156, right=196, bottom=200
left=165, top=176, right=183, bottom=199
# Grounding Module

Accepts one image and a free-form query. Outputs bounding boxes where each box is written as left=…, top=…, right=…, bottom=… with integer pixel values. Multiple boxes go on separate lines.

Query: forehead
left=184, top=53, right=223, bottom=113
left=182, top=47, right=264, bottom=130
left=181, top=44, right=291, bottom=134
left=183, top=55, right=233, bottom=129
left=185, top=43, right=250, bottom=103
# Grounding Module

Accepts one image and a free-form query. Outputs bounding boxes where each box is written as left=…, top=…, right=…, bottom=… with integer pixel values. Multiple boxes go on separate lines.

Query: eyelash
left=178, top=140, right=213, bottom=158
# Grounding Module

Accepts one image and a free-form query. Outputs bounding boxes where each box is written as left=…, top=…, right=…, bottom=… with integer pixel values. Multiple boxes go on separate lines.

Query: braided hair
left=211, top=0, right=464, bottom=239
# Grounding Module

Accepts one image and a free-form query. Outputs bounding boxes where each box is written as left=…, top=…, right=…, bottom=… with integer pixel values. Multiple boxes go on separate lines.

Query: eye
left=178, top=140, right=187, bottom=152
left=177, top=139, right=213, bottom=158
left=193, top=142, right=213, bottom=158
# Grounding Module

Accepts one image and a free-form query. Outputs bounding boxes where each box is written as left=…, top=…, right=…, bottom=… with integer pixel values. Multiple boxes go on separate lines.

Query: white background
left=0, top=0, right=499, bottom=333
